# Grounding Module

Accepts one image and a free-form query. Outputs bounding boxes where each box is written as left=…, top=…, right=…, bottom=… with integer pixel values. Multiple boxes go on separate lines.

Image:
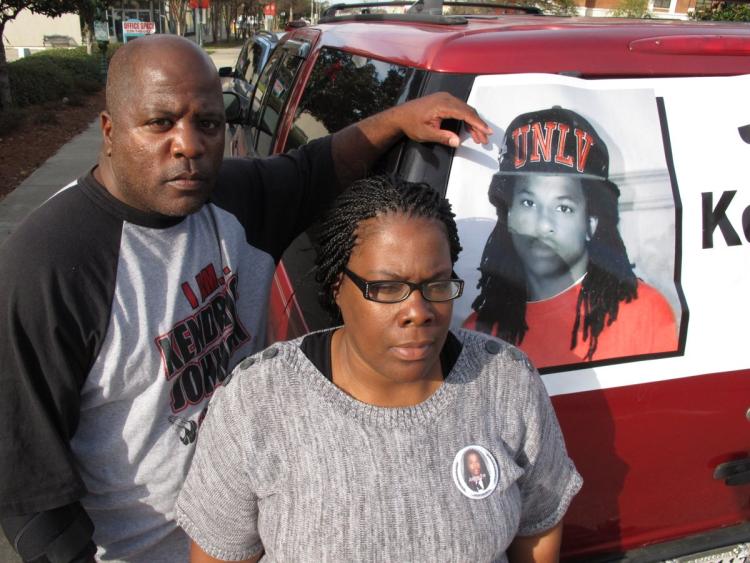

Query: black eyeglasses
left=343, top=267, right=464, bottom=304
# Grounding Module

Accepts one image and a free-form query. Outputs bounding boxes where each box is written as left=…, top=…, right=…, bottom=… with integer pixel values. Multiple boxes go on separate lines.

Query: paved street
left=0, top=43, right=242, bottom=562
left=208, top=43, right=242, bottom=70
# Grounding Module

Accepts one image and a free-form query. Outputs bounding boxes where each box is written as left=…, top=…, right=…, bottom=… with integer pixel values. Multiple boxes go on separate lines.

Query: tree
left=0, top=0, right=81, bottom=111
left=210, top=0, right=221, bottom=41
left=221, top=0, right=242, bottom=41
left=692, top=0, right=750, bottom=21
left=610, top=0, right=651, bottom=17
left=538, top=0, right=579, bottom=15
left=167, top=0, right=189, bottom=35
left=77, top=0, right=112, bottom=55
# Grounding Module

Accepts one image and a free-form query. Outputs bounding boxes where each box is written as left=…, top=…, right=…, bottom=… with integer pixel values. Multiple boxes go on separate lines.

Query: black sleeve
left=0, top=183, right=121, bottom=517
left=1, top=501, right=96, bottom=562
left=210, top=135, right=339, bottom=263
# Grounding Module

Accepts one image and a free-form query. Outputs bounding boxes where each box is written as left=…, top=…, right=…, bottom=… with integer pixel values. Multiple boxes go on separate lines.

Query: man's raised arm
left=330, top=92, right=492, bottom=189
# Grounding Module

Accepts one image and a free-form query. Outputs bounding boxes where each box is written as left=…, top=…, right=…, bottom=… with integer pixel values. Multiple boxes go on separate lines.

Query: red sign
left=189, top=0, right=210, bottom=8
left=122, top=21, right=156, bottom=34
left=263, top=3, right=276, bottom=16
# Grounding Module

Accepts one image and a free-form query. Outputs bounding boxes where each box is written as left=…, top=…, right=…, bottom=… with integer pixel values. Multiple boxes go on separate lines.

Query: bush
left=7, top=47, right=105, bottom=109
left=8, top=57, right=75, bottom=107
left=692, top=0, right=750, bottom=20
left=32, top=47, right=102, bottom=91
left=105, top=42, right=123, bottom=61
left=610, top=0, right=652, bottom=17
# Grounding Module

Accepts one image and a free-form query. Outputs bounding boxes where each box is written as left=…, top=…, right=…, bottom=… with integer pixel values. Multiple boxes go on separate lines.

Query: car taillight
left=629, top=35, right=750, bottom=56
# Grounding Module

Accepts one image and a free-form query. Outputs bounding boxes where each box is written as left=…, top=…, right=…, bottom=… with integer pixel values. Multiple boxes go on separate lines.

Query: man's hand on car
left=331, top=92, right=491, bottom=188
left=394, top=92, right=492, bottom=147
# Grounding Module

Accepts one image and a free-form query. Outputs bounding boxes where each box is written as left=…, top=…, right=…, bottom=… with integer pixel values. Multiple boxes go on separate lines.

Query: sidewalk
left=0, top=120, right=101, bottom=246
left=0, top=45, right=241, bottom=247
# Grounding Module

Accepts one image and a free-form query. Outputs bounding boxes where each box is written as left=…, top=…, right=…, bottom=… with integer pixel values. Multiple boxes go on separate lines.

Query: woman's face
left=335, top=212, right=454, bottom=388
left=467, top=452, right=482, bottom=476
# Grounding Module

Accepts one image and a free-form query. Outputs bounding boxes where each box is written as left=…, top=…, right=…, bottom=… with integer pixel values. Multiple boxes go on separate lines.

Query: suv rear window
left=285, top=47, right=414, bottom=151
left=243, top=41, right=265, bottom=85
left=257, top=53, right=306, bottom=156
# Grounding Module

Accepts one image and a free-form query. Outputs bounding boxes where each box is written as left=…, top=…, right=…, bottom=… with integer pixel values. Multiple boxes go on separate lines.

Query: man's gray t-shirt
left=176, top=329, right=582, bottom=561
left=0, top=138, right=337, bottom=561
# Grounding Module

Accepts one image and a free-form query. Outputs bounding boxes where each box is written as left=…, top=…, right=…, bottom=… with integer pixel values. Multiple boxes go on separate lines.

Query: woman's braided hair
left=314, top=174, right=462, bottom=320
left=471, top=177, right=637, bottom=361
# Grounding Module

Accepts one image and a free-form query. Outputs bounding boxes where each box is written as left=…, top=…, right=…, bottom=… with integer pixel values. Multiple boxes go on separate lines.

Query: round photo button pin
left=452, top=445, right=499, bottom=500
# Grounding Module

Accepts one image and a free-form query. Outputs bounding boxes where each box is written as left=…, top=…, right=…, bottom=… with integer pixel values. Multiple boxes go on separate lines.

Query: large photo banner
left=447, top=73, right=750, bottom=395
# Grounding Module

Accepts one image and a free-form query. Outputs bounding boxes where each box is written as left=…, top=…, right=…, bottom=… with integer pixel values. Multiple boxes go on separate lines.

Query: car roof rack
left=320, top=0, right=542, bottom=24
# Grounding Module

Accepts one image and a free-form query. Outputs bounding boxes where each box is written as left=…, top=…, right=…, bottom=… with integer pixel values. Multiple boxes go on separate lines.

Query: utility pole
left=195, top=6, right=202, bottom=46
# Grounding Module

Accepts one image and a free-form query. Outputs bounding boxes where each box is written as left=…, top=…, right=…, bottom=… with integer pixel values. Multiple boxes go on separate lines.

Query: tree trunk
left=223, top=1, right=234, bottom=42
left=0, top=21, right=13, bottom=111
left=83, top=22, right=94, bottom=55
left=210, top=1, right=220, bottom=43
left=168, top=0, right=188, bottom=36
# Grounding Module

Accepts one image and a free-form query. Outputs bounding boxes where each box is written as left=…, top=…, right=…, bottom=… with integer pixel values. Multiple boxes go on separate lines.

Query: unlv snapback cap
left=493, top=106, right=620, bottom=196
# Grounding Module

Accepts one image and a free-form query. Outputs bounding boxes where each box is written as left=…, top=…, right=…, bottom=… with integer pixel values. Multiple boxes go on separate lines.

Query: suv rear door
left=252, top=20, right=750, bottom=561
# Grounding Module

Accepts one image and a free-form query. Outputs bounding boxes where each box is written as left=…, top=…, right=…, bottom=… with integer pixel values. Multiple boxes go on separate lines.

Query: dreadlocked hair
left=314, top=174, right=462, bottom=321
left=472, top=176, right=638, bottom=362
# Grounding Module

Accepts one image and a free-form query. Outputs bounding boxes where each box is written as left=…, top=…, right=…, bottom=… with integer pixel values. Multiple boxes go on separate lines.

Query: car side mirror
left=218, top=66, right=234, bottom=77
left=223, top=92, right=242, bottom=123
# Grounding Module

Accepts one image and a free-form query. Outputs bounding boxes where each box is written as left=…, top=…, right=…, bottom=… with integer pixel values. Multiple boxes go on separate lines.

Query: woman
left=176, top=175, right=582, bottom=562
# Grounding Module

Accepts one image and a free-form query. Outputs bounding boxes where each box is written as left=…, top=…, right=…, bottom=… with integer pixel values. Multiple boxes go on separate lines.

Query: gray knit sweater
left=175, top=329, right=582, bottom=561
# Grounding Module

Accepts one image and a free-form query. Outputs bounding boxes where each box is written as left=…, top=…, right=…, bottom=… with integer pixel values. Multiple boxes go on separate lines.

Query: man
left=0, top=35, right=490, bottom=562
left=465, top=106, right=677, bottom=369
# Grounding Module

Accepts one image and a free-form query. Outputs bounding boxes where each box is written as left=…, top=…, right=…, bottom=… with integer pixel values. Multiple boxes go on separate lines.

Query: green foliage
left=0, top=0, right=92, bottom=110
left=0, top=0, right=82, bottom=25
left=32, top=48, right=102, bottom=90
left=7, top=48, right=104, bottom=108
left=537, top=0, right=579, bottom=15
left=8, top=57, right=74, bottom=107
left=610, top=0, right=652, bottom=17
left=692, top=0, right=750, bottom=20
left=108, top=42, right=123, bottom=59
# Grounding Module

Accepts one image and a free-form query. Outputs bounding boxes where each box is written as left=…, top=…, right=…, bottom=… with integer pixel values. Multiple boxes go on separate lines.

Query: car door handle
left=714, top=458, right=750, bottom=486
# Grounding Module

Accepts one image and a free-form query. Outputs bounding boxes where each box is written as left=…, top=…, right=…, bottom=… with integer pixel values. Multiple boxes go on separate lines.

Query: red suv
left=222, top=3, right=750, bottom=560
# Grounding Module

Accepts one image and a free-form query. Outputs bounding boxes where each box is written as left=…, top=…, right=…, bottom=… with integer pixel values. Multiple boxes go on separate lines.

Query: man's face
left=467, top=453, right=482, bottom=476
left=102, top=53, right=225, bottom=216
left=507, top=175, right=598, bottom=299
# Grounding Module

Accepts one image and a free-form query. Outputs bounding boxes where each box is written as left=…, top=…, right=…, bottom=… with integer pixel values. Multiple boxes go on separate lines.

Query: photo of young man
left=463, top=106, right=678, bottom=369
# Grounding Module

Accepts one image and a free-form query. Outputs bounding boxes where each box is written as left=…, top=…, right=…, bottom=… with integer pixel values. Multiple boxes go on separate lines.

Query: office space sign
left=122, top=19, right=156, bottom=42
left=123, top=20, right=155, bottom=34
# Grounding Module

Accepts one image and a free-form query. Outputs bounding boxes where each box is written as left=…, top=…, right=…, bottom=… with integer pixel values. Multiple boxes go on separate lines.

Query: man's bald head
left=105, top=35, right=219, bottom=119
left=96, top=34, right=226, bottom=217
